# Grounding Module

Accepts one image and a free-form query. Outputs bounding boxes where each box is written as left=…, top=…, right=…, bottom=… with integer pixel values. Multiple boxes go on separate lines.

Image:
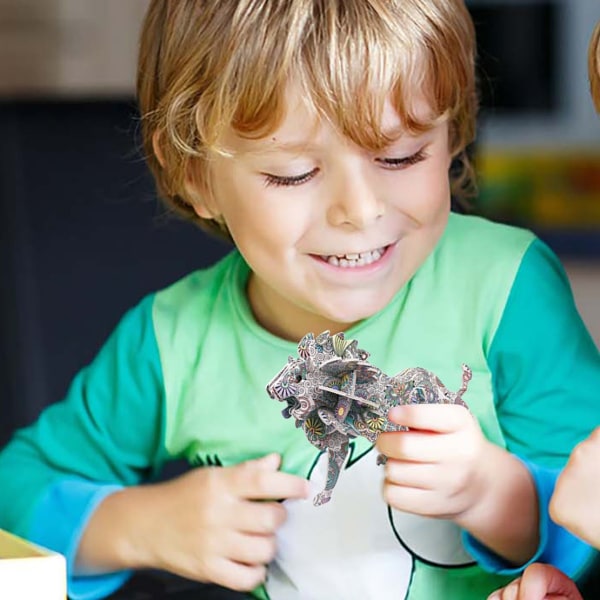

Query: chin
left=321, top=300, right=391, bottom=327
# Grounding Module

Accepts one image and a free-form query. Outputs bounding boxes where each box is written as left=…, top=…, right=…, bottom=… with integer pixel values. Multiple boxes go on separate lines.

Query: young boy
left=488, top=21, right=600, bottom=600
left=1, top=2, right=599, bottom=599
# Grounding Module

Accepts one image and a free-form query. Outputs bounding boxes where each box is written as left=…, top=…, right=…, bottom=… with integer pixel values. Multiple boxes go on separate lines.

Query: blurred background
left=0, top=0, right=599, bottom=448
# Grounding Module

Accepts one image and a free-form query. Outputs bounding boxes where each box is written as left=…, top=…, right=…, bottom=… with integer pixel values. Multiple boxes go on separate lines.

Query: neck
left=246, top=273, right=355, bottom=342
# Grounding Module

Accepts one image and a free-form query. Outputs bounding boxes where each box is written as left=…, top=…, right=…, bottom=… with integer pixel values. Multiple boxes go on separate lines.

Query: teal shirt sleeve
left=464, top=239, right=600, bottom=577
left=490, top=239, right=600, bottom=468
left=0, top=294, right=170, bottom=599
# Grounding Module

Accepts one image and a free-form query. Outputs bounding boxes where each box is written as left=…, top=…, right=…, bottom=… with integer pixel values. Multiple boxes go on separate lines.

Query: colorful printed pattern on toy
left=266, top=331, right=471, bottom=506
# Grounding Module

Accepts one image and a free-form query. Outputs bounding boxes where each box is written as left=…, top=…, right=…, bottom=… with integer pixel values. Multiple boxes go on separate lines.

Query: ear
left=154, top=129, right=223, bottom=222
left=152, top=130, right=166, bottom=167
left=187, top=186, right=217, bottom=220
left=183, top=162, right=221, bottom=221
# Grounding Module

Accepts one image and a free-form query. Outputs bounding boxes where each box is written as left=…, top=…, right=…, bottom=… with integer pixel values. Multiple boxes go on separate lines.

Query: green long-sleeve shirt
left=0, top=214, right=598, bottom=600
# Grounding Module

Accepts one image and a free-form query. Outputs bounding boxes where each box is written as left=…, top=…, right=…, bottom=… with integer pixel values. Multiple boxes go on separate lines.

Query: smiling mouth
left=317, top=246, right=389, bottom=267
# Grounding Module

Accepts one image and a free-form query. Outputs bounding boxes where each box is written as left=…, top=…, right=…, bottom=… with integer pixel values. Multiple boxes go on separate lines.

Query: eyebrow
left=237, top=139, right=320, bottom=156
left=233, top=124, right=425, bottom=157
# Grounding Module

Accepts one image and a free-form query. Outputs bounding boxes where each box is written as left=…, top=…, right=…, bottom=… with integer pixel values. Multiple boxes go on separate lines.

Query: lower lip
left=310, top=243, right=396, bottom=275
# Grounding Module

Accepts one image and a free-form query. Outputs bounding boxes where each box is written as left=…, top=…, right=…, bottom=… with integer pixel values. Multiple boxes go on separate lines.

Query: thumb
left=520, top=564, right=582, bottom=600
left=246, top=453, right=282, bottom=471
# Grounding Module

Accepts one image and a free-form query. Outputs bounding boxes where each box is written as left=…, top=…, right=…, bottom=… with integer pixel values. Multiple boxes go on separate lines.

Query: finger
left=234, top=500, right=287, bottom=535
left=245, top=452, right=282, bottom=470
left=211, top=557, right=267, bottom=592
left=587, top=426, right=600, bottom=446
left=382, top=483, right=447, bottom=516
left=520, top=563, right=583, bottom=600
left=227, top=532, right=277, bottom=566
left=489, top=580, right=519, bottom=600
left=487, top=579, right=520, bottom=600
left=376, top=429, right=449, bottom=463
left=388, top=404, right=470, bottom=433
left=384, top=459, right=440, bottom=490
left=232, top=459, right=309, bottom=500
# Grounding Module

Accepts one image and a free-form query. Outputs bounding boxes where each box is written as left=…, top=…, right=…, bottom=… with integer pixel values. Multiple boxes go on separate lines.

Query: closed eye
left=375, top=148, right=428, bottom=170
left=263, top=168, right=319, bottom=187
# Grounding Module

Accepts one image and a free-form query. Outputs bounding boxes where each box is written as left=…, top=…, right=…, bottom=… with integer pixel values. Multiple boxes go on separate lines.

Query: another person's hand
left=487, top=563, right=583, bottom=600
left=376, top=403, right=485, bottom=519
left=550, top=426, right=600, bottom=548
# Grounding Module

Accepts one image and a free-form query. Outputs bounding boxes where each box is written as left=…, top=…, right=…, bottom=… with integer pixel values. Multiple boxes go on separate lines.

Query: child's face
left=195, top=89, right=452, bottom=341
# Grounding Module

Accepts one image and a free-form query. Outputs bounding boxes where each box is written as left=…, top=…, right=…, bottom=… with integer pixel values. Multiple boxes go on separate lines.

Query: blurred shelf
left=0, top=0, right=148, bottom=98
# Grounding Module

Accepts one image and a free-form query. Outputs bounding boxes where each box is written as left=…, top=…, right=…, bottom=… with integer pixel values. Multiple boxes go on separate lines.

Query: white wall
left=564, top=261, right=600, bottom=347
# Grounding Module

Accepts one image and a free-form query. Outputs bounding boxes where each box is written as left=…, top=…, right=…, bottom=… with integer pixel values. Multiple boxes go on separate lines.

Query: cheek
left=431, top=177, right=452, bottom=215
left=220, top=188, right=309, bottom=255
left=396, top=167, right=451, bottom=220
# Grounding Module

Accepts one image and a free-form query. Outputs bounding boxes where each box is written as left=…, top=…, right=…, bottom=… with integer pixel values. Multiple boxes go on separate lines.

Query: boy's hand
left=376, top=403, right=485, bottom=519
left=137, top=453, right=309, bottom=591
left=487, top=563, right=583, bottom=600
left=550, top=426, right=600, bottom=548
left=375, top=404, right=539, bottom=565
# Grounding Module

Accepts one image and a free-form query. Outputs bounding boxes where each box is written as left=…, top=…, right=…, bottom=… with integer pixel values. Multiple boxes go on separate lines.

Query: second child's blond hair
left=590, top=23, right=600, bottom=113
left=137, top=0, right=478, bottom=239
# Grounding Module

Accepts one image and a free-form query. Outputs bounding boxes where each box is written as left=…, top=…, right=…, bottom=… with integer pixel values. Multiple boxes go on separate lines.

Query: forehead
left=221, top=84, right=438, bottom=155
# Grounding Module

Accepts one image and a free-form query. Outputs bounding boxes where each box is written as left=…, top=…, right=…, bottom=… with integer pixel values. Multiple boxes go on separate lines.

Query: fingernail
left=257, top=453, right=281, bottom=469
left=388, top=406, right=403, bottom=421
left=303, top=480, right=311, bottom=497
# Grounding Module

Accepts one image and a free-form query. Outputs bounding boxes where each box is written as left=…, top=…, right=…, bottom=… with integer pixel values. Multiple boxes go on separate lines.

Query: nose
left=327, top=162, right=384, bottom=229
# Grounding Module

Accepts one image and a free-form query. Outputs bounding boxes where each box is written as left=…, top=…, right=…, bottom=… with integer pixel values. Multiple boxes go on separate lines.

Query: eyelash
left=375, top=148, right=428, bottom=169
left=262, top=148, right=428, bottom=188
left=264, top=169, right=319, bottom=188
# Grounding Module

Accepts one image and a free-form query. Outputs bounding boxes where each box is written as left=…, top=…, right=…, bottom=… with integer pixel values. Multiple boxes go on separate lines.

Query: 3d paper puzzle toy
left=266, top=331, right=471, bottom=506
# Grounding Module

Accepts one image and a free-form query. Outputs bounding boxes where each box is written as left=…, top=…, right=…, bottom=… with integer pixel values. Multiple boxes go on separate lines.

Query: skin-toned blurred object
left=550, top=427, right=600, bottom=549
left=590, top=22, right=600, bottom=112
left=0, top=0, right=148, bottom=98
left=488, top=563, right=583, bottom=600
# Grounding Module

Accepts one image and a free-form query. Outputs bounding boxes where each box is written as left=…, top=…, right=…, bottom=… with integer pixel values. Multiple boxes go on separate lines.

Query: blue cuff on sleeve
left=27, top=479, right=131, bottom=600
left=463, top=458, right=594, bottom=577
left=526, top=461, right=595, bottom=579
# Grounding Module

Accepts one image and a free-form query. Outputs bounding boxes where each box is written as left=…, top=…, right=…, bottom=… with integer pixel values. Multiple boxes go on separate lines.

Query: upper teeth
left=326, top=248, right=385, bottom=267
